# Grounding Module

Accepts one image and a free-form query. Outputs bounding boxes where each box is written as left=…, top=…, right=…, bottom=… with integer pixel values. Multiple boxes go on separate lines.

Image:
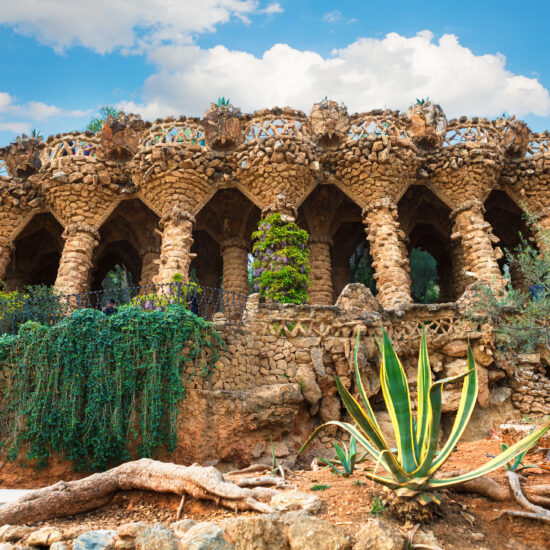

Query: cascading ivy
left=0, top=305, right=223, bottom=470
left=251, top=213, right=311, bottom=304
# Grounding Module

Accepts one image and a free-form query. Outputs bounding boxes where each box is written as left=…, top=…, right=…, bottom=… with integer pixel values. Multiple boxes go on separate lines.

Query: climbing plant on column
left=251, top=213, right=311, bottom=304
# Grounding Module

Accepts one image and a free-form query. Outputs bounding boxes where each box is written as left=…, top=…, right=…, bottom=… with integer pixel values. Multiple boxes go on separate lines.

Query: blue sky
left=0, top=1, right=549, bottom=146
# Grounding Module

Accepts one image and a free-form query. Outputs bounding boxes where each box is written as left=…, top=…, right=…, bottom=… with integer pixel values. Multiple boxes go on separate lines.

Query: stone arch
left=298, top=184, right=363, bottom=304
left=92, top=199, right=161, bottom=291
left=398, top=185, right=456, bottom=302
left=484, top=189, right=531, bottom=288
left=193, top=188, right=261, bottom=295
left=4, top=212, right=64, bottom=290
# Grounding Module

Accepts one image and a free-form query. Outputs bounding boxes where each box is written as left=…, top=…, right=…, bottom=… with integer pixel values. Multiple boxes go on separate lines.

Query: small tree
left=86, top=106, right=121, bottom=133
left=466, top=210, right=550, bottom=354
left=410, top=248, right=439, bottom=304
left=251, top=213, right=311, bottom=304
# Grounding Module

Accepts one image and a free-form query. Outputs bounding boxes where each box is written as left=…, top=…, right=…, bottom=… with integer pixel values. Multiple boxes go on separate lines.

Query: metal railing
left=0, top=283, right=249, bottom=334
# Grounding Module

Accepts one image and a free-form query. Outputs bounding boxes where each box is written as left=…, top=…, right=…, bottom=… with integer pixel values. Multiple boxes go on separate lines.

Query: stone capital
left=361, top=197, right=398, bottom=219
left=262, top=193, right=298, bottom=222
left=308, top=234, right=333, bottom=246
left=160, top=207, right=196, bottom=228
left=449, top=199, right=485, bottom=220
left=221, top=236, right=249, bottom=252
left=62, top=223, right=100, bottom=242
left=0, top=237, right=14, bottom=251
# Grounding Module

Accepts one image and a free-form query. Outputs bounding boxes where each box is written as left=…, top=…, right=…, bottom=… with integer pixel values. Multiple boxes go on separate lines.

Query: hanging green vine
left=0, top=305, right=223, bottom=471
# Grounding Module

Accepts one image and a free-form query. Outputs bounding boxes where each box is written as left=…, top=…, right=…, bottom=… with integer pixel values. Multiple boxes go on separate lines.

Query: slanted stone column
left=308, top=235, right=333, bottom=305
left=450, top=200, right=504, bottom=292
left=139, top=249, right=160, bottom=288
left=156, top=208, right=196, bottom=284
left=0, top=239, right=13, bottom=282
left=362, top=199, right=412, bottom=310
left=55, top=224, right=99, bottom=295
left=221, top=237, right=249, bottom=296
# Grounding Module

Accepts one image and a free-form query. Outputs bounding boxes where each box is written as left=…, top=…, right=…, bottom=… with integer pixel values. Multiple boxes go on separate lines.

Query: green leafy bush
left=0, top=285, right=63, bottom=334
left=0, top=305, right=223, bottom=470
left=465, top=209, right=550, bottom=353
left=251, top=213, right=311, bottom=304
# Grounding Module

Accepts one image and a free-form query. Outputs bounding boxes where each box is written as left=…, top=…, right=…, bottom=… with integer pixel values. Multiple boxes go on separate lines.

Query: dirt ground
left=1, top=440, right=550, bottom=550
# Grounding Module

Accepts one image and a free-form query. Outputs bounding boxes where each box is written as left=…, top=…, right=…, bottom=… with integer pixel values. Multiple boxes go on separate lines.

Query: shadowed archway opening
left=484, top=190, right=531, bottom=289
left=193, top=188, right=260, bottom=294
left=92, top=199, right=160, bottom=293
left=298, top=184, right=364, bottom=304
left=5, top=213, right=64, bottom=290
left=398, top=186, right=454, bottom=303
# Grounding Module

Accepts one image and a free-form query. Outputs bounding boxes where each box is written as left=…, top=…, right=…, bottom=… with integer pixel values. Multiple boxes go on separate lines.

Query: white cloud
left=261, top=3, right=283, bottom=15
left=323, top=10, right=342, bottom=23
left=0, top=92, right=90, bottom=140
left=0, top=0, right=268, bottom=54
left=0, top=121, right=30, bottom=134
left=117, top=31, right=550, bottom=121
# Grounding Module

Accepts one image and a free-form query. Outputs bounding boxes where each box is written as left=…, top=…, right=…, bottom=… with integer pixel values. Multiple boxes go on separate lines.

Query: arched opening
left=194, top=188, right=260, bottom=295
left=398, top=186, right=454, bottom=303
left=4, top=213, right=64, bottom=290
left=484, top=190, right=531, bottom=289
left=191, top=230, right=222, bottom=288
left=298, top=184, right=364, bottom=304
left=92, top=199, right=160, bottom=293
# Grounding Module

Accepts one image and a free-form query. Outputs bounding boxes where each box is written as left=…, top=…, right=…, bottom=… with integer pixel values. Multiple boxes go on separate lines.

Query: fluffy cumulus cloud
left=0, top=0, right=265, bottom=54
left=118, top=31, right=550, bottom=121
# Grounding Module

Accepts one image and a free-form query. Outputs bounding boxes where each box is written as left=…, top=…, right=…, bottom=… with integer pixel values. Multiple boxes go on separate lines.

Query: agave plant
left=217, top=97, right=230, bottom=108
left=318, top=436, right=368, bottom=477
left=300, top=329, right=550, bottom=505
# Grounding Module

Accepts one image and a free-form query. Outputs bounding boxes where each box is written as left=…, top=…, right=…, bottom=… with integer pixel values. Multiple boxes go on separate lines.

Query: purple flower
left=283, top=257, right=288, bottom=264
left=253, top=284, right=259, bottom=292
left=300, top=267, right=306, bottom=273
left=253, top=269, right=261, bottom=277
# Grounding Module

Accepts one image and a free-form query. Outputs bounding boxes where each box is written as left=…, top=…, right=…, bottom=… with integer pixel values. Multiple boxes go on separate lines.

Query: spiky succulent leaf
left=428, top=347, right=478, bottom=474
left=352, top=332, right=388, bottom=445
left=428, top=422, right=550, bottom=489
left=380, top=330, right=417, bottom=472
left=334, top=374, right=389, bottom=452
left=415, top=328, right=432, bottom=460
left=413, top=369, right=475, bottom=476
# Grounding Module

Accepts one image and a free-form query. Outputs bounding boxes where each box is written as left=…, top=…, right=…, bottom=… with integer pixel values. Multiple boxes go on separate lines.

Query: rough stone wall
left=174, top=284, right=522, bottom=466
left=509, top=353, right=550, bottom=415
left=0, top=102, right=548, bottom=307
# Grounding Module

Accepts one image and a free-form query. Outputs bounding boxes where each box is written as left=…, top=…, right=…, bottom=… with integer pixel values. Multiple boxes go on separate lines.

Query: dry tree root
left=0, top=458, right=279, bottom=525
left=503, top=471, right=550, bottom=524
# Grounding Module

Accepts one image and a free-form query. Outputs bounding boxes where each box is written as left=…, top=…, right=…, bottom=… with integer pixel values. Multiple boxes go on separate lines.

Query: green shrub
left=0, top=304, right=223, bottom=470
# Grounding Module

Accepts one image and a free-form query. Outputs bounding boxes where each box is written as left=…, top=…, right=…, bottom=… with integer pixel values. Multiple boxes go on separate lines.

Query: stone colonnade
left=5, top=191, right=515, bottom=310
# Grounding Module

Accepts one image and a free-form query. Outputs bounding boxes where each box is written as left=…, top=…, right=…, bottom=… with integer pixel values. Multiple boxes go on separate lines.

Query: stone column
left=139, top=249, right=160, bottom=288
left=156, top=209, right=196, bottom=284
left=332, top=262, right=350, bottom=302
left=362, top=199, right=412, bottom=310
left=54, top=224, right=100, bottom=295
left=308, top=236, right=333, bottom=305
left=450, top=200, right=504, bottom=292
left=221, top=237, right=249, bottom=296
left=0, top=239, right=13, bottom=282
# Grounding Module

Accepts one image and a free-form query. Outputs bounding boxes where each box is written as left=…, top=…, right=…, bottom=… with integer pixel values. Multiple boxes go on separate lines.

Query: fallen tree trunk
left=0, top=458, right=274, bottom=525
